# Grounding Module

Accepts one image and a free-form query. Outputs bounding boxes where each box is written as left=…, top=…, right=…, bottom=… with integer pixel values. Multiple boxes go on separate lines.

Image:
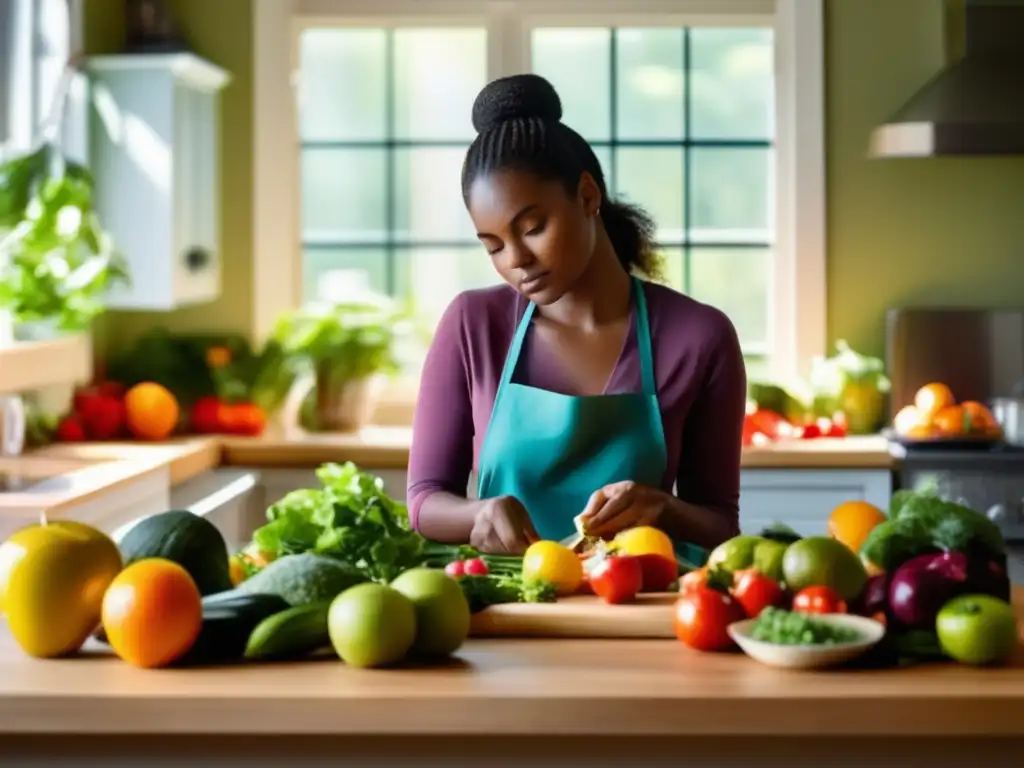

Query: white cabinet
left=87, top=53, right=231, bottom=310
left=739, top=469, right=893, bottom=536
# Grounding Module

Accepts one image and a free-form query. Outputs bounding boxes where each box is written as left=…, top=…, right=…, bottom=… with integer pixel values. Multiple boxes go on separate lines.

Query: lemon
left=522, top=541, right=583, bottom=596
left=613, top=526, right=676, bottom=561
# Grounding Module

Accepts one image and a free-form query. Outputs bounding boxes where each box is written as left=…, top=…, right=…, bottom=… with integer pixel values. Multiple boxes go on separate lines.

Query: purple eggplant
left=888, top=552, right=970, bottom=629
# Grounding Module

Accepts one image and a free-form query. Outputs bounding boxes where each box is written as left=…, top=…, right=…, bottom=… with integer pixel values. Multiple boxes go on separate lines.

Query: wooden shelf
left=0, top=334, right=93, bottom=394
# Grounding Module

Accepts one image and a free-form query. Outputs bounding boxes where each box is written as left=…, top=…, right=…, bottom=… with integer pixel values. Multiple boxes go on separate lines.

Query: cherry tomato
left=731, top=569, right=785, bottom=618
left=462, top=558, right=489, bottom=576
left=444, top=561, right=465, bottom=579
left=673, top=586, right=746, bottom=652
left=589, top=554, right=643, bottom=604
left=792, top=585, right=847, bottom=614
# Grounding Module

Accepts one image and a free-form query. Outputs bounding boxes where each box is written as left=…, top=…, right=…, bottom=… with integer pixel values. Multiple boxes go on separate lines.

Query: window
left=0, top=0, right=83, bottom=159
left=255, top=0, right=823, bottom=416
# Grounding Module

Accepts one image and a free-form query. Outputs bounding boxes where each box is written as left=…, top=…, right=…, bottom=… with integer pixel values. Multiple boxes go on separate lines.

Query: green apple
left=936, top=594, right=1019, bottom=666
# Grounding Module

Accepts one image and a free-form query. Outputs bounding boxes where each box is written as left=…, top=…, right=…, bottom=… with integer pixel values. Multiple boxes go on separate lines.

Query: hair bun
left=471, top=74, right=563, bottom=133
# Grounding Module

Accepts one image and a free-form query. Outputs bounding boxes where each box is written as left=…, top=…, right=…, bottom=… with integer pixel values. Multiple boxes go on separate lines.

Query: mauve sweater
left=406, top=279, right=747, bottom=535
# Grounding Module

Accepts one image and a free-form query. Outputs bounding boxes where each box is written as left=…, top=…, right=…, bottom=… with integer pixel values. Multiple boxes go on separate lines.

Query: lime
left=706, top=535, right=764, bottom=572
left=781, top=537, right=869, bottom=601
left=390, top=568, right=471, bottom=658
left=328, top=583, right=417, bottom=668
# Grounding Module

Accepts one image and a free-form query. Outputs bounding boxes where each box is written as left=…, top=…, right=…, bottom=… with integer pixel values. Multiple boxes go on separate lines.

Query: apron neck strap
left=498, top=276, right=657, bottom=395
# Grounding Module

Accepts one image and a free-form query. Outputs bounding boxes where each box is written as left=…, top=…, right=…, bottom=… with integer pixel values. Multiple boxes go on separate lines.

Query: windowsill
left=371, top=376, right=420, bottom=427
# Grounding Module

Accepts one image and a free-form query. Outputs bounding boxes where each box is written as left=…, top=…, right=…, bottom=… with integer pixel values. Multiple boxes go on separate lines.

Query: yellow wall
left=86, top=0, right=1024, bottom=361
left=84, top=0, right=254, bottom=354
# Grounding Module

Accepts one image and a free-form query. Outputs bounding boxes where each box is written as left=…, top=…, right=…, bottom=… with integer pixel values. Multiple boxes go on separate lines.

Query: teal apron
left=476, top=276, right=706, bottom=566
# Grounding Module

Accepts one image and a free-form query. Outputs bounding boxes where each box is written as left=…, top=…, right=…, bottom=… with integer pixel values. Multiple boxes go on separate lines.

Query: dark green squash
left=117, top=510, right=234, bottom=596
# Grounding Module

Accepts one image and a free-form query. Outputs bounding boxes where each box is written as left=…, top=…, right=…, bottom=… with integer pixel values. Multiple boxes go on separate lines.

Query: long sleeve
left=406, top=293, right=476, bottom=531
left=674, top=311, right=747, bottom=537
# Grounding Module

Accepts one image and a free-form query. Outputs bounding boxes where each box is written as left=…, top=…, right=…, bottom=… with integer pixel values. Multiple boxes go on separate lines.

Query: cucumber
left=176, top=591, right=290, bottom=666
left=244, top=600, right=332, bottom=661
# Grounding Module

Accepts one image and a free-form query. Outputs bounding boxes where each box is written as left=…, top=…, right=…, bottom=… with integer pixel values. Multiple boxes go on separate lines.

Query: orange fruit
left=914, top=383, right=955, bottom=420
left=827, top=500, right=887, bottom=554
left=124, top=382, right=180, bottom=440
left=101, top=558, right=202, bottom=668
left=932, top=404, right=968, bottom=436
left=893, top=404, right=928, bottom=436
left=961, top=401, right=999, bottom=435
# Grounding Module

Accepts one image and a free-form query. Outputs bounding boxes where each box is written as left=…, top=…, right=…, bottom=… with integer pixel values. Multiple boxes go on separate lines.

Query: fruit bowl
left=728, top=614, right=886, bottom=670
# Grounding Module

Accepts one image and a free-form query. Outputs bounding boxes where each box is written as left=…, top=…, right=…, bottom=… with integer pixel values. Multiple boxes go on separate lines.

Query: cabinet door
left=739, top=469, right=892, bottom=536
left=172, top=82, right=220, bottom=304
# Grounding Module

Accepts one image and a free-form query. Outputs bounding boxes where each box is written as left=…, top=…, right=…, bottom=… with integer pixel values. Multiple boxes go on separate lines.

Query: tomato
left=792, top=585, right=847, bottom=614
left=679, top=567, right=708, bottom=594
left=444, top=561, right=465, bottom=579
left=462, top=558, right=489, bottom=576
left=81, top=396, right=127, bottom=440
left=589, top=554, right=643, bottom=604
left=221, top=402, right=267, bottom=437
left=611, top=527, right=678, bottom=591
left=673, top=586, right=745, bottom=652
left=190, top=396, right=224, bottom=434
left=731, top=569, right=785, bottom=618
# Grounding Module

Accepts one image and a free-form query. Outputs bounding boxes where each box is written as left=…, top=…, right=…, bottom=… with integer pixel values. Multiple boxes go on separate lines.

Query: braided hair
left=461, top=74, right=663, bottom=279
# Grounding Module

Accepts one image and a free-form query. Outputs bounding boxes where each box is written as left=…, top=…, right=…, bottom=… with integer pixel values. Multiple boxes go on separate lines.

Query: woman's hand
left=470, top=495, right=540, bottom=555
left=579, top=480, right=670, bottom=538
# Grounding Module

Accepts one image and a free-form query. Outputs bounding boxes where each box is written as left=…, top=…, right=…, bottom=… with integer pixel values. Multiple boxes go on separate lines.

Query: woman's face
left=467, top=169, right=601, bottom=305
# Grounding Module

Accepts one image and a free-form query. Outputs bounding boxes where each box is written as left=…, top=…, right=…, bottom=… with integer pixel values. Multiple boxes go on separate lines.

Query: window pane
left=689, top=247, right=770, bottom=350
left=744, top=355, right=770, bottom=383
left=593, top=145, right=613, bottom=190
left=301, top=149, right=386, bottom=244
left=395, top=245, right=498, bottom=329
left=690, top=28, right=774, bottom=140
left=531, top=28, right=611, bottom=141
left=614, top=147, right=684, bottom=243
left=615, top=28, right=684, bottom=140
left=689, top=148, right=771, bottom=244
left=657, top=247, right=686, bottom=294
left=302, top=248, right=389, bottom=303
left=299, top=29, right=386, bottom=141
left=394, top=29, right=487, bottom=141
left=394, top=147, right=475, bottom=242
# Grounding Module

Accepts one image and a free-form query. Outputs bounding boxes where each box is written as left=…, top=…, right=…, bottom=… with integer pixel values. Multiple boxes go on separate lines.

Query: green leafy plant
left=0, top=144, right=129, bottom=332
left=266, top=297, right=411, bottom=430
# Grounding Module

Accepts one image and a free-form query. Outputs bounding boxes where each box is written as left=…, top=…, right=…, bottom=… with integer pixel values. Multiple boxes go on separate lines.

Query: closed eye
left=525, top=222, right=546, bottom=236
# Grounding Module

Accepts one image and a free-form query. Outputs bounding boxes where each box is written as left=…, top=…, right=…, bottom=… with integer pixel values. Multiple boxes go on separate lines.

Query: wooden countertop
left=0, top=438, right=220, bottom=516
left=220, top=429, right=898, bottom=471
left=0, top=592, right=1022, bottom=737
left=0, top=431, right=895, bottom=516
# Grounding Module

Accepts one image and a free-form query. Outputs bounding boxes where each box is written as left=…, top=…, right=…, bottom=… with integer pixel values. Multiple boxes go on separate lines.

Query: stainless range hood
left=870, top=0, right=1024, bottom=157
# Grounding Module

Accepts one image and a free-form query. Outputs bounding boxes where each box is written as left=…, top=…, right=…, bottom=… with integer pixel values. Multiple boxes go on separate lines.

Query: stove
left=898, top=442, right=1024, bottom=542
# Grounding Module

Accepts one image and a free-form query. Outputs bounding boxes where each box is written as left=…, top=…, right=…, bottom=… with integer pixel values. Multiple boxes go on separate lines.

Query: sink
left=0, top=456, right=114, bottom=494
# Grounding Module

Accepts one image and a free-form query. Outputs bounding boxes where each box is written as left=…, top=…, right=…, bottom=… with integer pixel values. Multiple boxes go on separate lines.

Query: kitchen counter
left=0, top=592, right=1022, bottom=764
left=220, top=429, right=898, bottom=471
left=1, top=432, right=896, bottom=517
left=0, top=438, right=219, bottom=516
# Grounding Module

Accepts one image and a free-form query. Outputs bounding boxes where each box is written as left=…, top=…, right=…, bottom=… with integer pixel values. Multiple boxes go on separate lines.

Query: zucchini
left=244, top=600, right=332, bottom=661
left=175, top=591, right=290, bottom=666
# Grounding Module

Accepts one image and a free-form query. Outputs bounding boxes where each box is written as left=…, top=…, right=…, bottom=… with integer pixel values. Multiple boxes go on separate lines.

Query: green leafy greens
left=252, top=462, right=424, bottom=584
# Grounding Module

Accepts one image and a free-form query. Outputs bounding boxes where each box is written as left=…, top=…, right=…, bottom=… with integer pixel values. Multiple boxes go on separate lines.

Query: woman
left=407, top=74, right=746, bottom=560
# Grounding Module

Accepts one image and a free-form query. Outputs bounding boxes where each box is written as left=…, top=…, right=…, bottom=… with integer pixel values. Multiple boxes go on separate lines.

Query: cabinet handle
left=986, top=503, right=1007, bottom=523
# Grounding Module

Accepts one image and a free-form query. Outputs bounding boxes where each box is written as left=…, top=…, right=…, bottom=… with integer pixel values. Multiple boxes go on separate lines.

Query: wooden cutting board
left=469, top=593, right=678, bottom=639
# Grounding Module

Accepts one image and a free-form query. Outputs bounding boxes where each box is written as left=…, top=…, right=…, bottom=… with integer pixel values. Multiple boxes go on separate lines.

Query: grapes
left=750, top=606, right=862, bottom=646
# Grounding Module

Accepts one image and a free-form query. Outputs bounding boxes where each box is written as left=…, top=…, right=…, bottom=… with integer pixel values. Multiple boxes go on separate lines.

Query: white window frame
left=251, top=0, right=825, bottom=422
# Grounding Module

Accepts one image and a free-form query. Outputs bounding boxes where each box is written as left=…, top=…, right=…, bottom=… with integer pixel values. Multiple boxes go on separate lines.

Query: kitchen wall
left=84, top=0, right=254, bottom=358
left=85, top=0, right=1024, bottom=362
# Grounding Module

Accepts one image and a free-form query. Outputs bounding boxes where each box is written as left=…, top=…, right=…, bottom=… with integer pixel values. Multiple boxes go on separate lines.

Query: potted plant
left=0, top=144, right=129, bottom=341
left=269, top=298, right=411, bottom=433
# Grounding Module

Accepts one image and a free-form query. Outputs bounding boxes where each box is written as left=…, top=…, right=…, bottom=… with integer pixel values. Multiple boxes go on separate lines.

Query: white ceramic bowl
left=728, top=613, right=886, bottom=670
